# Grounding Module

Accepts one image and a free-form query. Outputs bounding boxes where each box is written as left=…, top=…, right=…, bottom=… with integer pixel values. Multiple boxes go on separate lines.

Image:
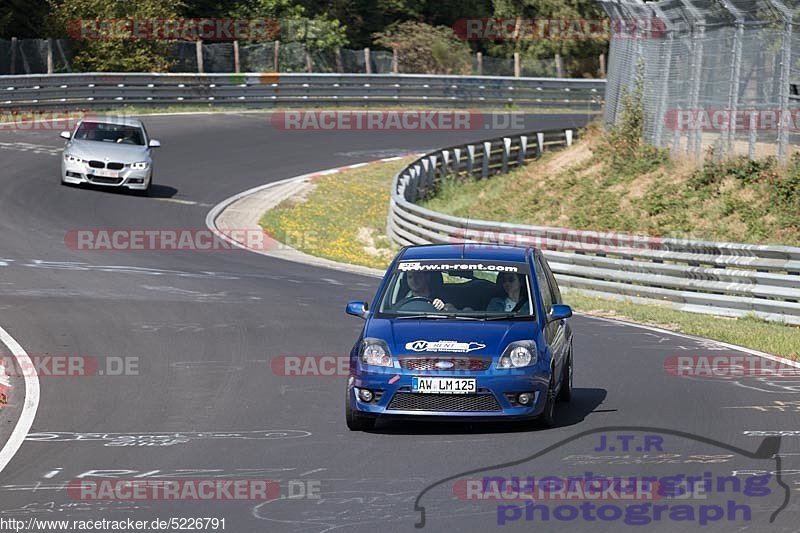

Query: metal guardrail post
left=501, top=137, right=511, bottom=173
left=481, top=141, right=492, bottom=178
left=536, top=132, right=544, bottom=154
left=518, top=135, right=528, bottom=164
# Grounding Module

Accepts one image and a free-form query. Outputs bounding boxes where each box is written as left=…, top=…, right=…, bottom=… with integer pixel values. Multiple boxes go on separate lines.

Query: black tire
left=345, top=386, right=375, bottom=431
left=536, top=372, right=558, bottom=428
left=557, top=349, right=573, bottom=403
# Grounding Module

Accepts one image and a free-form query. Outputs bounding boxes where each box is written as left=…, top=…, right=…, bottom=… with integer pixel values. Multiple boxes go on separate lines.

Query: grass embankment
left=259, top=157, right=410, bottom=269
left=422, top=123, right=800, bottom=245
left=258, top=146, right=800, bottom=358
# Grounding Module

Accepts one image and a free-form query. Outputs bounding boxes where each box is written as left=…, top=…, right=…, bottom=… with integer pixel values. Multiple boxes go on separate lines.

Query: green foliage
left=48, top=0, right=185, bottom=71
left=232, top=0, right=347, bottom=50
left=487, top=0, right=607, bottom=76
left=374, top=21, right=472, bottom=74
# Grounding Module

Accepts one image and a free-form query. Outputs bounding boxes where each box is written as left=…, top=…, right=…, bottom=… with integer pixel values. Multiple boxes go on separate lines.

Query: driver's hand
left=431, top=298, right=446, bottom=311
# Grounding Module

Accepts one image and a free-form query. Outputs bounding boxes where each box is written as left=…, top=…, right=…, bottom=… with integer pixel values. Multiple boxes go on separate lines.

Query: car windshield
left=377, top=260, right=535, bottom=320
left=74, top=122, right=145, bottom=145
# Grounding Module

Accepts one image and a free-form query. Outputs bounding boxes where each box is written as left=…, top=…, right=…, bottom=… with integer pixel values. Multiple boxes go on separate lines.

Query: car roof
left=79, top=115, right=144, bottom=128
left=398, top=244, right=534, bottom=263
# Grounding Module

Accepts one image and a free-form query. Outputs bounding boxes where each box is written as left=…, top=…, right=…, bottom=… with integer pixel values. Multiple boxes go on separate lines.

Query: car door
left=535, top=252, right=567, bottom=383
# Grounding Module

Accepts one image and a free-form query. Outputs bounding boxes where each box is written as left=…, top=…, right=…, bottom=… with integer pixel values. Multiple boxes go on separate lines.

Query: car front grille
left=88, top=175, right=124, bottom=185
left=387, top=392, right=501, bottom=412
left=88, top=161, right=125, bottom=170
left=399, top=357, right=491, bottom=371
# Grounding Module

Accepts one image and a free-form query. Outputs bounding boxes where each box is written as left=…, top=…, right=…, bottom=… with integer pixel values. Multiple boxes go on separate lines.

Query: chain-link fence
left=600, top=0, right=800, bottom=162
left=0, top=37, right=603, bottom=78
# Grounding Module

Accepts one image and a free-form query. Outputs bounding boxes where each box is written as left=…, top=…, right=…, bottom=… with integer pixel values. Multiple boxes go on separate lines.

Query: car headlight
left=360, top=338, right=393, bottom=368
left=497, top=341, right=537, bottom=369
left=64, top=153, right=83, bottom=163
left=130, top=161, right=149, bottom=170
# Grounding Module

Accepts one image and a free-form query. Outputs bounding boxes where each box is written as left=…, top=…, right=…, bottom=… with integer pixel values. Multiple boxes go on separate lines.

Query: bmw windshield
left=377, top=260, right=535, bottom=320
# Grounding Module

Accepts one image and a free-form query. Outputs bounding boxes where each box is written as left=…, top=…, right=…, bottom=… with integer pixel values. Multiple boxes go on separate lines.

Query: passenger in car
left=487, top=273, right=530, bottom=313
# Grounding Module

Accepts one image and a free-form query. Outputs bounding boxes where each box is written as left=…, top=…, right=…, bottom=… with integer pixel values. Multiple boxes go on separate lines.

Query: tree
left=487, top=0, right=608, bottom=77
left=232, top=0, right=347, bottom=50
left=48, top=0, right=185, bottom=72
left=374, top=21, right=472, bottom=74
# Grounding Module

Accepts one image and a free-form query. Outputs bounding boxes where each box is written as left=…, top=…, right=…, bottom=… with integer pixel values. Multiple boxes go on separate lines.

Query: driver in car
left=402, top=271, right=455, bottom=312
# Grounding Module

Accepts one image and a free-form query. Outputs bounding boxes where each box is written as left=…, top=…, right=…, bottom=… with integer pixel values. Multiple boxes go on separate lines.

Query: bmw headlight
left=130, top=161, right=149, bottom=170
left=360, top=338, right=393, bottom=368
left=497, top=341, right=537, bottom=369
left=64, top=153, right=83, bottom=163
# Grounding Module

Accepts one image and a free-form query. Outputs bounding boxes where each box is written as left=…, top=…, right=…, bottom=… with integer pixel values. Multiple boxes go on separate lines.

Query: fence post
left=777, top=20, right=792, bottom=163
left=274, top=40, right=280, bottom=72
left=555, top=53, right=564, bottom=77
left=10, top=37, right=16, bottom=75
left=599, top=53, right=605, bottom=77
left=305, top=48, right=313, bottom=73
left=196, top=39, right=204, bottom=74
left=46, top=38, right=54, bottom=74
left=514, top=52, right=521, bottom=78
left=233, top=40, right=240, bottom=73
left=748, top=110, right=757, bottom=160
left=335, top=47, right=343, bottom=73
left=392, top=48, right=398, bottom=74
left=688, top=22, right=706, bottom=159
left=364, top=48, right=371, bottom=74
left=653, top=28, right=673, bottom=148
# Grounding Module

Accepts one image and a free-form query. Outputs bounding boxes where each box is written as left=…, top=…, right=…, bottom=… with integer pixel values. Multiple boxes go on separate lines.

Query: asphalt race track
left=0, top=112, right=798, bottom=532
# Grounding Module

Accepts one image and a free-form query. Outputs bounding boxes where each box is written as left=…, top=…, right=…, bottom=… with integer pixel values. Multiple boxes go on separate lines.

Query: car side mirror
left=548, top=304, right=573, bottom=322
left=346, top=301, right=369, bottom=319
left=60, top=131, right=71, bottom=140
left=148, top=139, right=161, bottom=148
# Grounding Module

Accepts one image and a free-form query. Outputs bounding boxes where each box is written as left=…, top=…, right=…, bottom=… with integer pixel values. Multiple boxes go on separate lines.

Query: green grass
left=564, top=291, right=800, bottom=359
left=259, top=157, right=410, bottom=269
left=421, top=122, right=800, bottom=246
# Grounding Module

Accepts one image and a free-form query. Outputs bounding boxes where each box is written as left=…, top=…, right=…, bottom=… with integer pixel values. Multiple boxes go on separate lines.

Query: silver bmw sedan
left=60, top=116, right=161, bottom=196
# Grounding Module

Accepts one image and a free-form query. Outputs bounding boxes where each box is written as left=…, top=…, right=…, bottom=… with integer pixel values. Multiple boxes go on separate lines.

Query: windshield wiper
left=394, top=314, right=450, bottom=320
left=480, top=314, right=534, bottom=321
left=394, top=314, right=483, bottom=321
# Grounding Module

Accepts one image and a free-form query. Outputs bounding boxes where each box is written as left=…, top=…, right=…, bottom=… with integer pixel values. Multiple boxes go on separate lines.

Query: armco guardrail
left=0, top=73, right=604, bottom=110
left=387, top=129, right=800, bottom=325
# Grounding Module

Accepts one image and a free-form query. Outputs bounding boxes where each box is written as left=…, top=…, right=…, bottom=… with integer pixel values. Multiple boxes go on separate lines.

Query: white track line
left=0, top=325, right=39, bottom=473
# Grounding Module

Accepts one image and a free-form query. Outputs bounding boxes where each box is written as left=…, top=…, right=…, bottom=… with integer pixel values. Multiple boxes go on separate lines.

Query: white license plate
left=93, top=169, right=119, bottom=178
left=412, top=377, right=476, bottom=394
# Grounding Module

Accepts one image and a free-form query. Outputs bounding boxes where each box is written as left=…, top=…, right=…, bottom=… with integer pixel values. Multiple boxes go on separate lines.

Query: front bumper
left=62, top=161, right=151, bottom=190
left=349, top=366, right=551, bottom=420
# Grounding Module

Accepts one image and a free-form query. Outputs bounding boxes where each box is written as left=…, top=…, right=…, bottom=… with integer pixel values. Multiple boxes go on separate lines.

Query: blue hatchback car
left=345, top=244, right=574, bottom=431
